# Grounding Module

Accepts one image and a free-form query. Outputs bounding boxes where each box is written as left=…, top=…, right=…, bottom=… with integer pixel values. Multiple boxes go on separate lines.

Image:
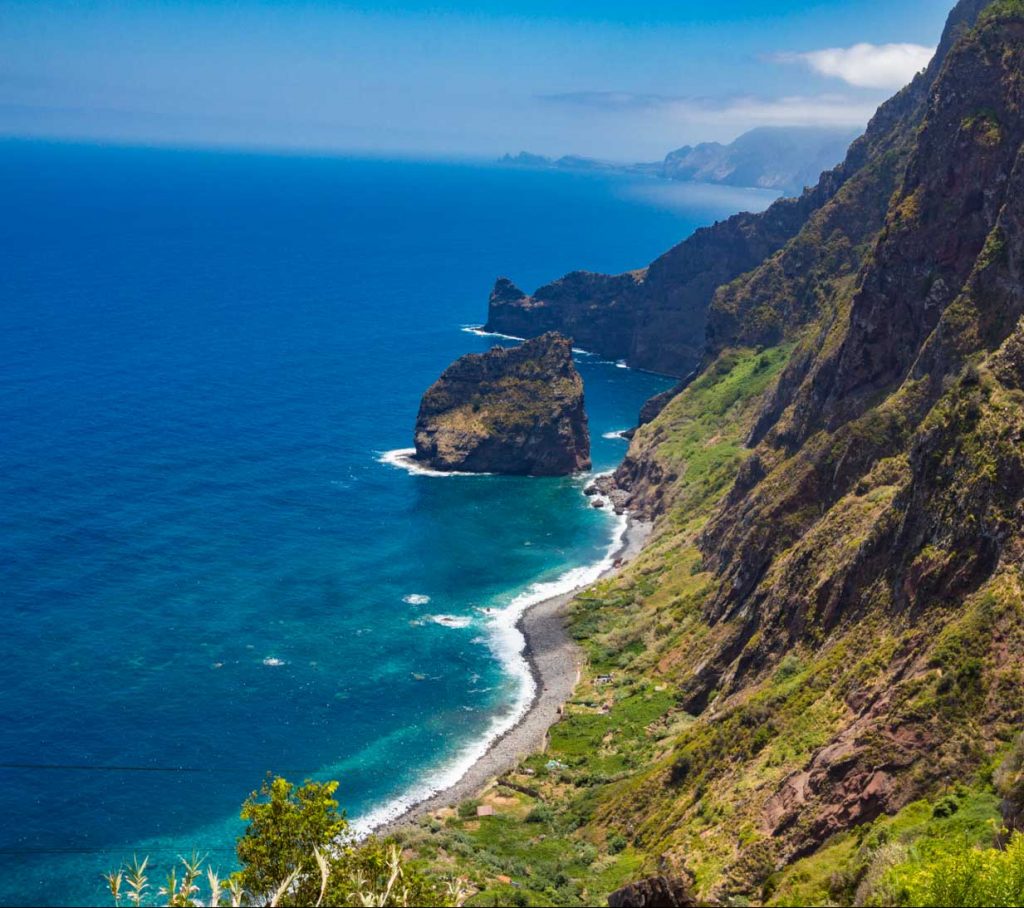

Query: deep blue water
left=0, top=140, right=776, bottom=905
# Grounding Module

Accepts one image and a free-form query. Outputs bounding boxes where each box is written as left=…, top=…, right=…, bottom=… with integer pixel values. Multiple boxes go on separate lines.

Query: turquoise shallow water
left=0, top=140, right=776, bottom=905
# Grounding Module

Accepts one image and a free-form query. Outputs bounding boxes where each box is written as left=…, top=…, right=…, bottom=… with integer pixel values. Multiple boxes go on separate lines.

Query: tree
left=234, top=776, right=347, bottom=906
left=102, top=776, right=464, bottom=906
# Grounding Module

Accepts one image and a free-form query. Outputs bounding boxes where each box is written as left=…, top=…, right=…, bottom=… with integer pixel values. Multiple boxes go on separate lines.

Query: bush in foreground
left=103, top=776, right=465, bottom=907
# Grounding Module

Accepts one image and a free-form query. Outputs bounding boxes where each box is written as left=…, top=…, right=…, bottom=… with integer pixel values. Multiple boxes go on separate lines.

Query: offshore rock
left=413, top=332, right=590, bottom=475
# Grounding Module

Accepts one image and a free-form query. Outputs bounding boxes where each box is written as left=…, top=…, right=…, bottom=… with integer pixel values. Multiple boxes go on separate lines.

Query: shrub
left=236, top=776, right=347, bottom=905
left=669, top=752, right=692, bottom=786
left=885, top=831, right=1024, bottom=906
left=525, top=803, right=554, bottom=824
left=607, top=833, right=628, bottom=854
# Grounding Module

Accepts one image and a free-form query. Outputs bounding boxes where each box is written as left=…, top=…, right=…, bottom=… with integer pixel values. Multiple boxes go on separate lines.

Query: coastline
left=376, top=512, right=652, bottom=835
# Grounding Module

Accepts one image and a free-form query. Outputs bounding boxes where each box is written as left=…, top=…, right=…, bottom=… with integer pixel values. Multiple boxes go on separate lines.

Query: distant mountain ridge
left=500, top=125, right=860, bottom=197
left=659, top=125, right=861, bottom=195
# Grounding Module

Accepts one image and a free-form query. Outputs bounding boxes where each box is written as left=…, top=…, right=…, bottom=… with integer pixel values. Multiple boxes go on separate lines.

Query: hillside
left=407, top=1, right=1024, bottom=904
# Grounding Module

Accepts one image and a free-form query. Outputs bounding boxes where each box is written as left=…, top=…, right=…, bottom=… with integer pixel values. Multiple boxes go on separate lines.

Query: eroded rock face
left=607, top=876, right=698, bottom=908
left=413, top=332, right=590, bottom=475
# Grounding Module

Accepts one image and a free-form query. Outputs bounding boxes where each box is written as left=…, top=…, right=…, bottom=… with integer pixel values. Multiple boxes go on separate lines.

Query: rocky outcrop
left=484, top=272, right=641, bottom=364
left=413, top=332, right=590, bottom=475
left=607, top=876, right=698, bottom=908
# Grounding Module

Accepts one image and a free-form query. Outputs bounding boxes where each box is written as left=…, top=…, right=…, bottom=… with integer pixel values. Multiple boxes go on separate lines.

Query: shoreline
left=376, top=512, right=652, bottom=835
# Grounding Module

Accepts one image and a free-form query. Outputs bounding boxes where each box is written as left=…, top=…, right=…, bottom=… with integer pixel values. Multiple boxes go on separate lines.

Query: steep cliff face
left=598, top=0, right=1024, bottom=892
left=699, top=2, right=1024, bottom=630
left=417, top=2, right=1024, bottom=904
left=414, top=332, right=590, bottom=476
left=410, top=5, right=1024, bottom=905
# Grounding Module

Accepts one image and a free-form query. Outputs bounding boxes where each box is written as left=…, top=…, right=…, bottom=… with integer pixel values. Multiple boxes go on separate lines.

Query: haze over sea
left=0, top=140, right=776, bottom=905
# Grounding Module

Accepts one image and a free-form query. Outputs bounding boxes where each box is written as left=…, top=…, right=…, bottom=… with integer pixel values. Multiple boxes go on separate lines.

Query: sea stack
left=414, top=332, right=591, bottom=475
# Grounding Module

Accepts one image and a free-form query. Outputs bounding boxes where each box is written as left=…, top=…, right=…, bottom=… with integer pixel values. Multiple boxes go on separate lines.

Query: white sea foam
left=460, top=325, right=524, bottom=341
left=403, top=593, right=431, bottom=605
left=378, top=448, right=489, bottom=479
left=602, top=429, right=629, bottom=440
left=425, top=614, right=473, bottom=629
left=350, top=501, right=628, bottom=837
left=262, top=657, right=286, bottom=667
left=377, top=448, right=449, bottom=477
left=377, top=448, right=489, bottom=478
left=459, top=326, right=629, bottom=368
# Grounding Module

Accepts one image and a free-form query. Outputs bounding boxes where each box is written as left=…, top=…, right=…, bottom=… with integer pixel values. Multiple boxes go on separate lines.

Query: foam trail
left=459, top=326, right=631, bottom=369
left=602, top=429, right=629, bottom=440
left=377, top=448, right=489, bottom=478
left=460, top=325, right=523, bottom=341
left=350, top=500, right=628, bottom=836
left=425, top=614, right=474, bottom=629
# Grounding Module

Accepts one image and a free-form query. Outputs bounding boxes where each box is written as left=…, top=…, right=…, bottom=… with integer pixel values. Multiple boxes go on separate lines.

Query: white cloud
left=541, top=91, right=878, bottom=130
left=775, top=43, right=935, bottom=89
left=703, top=94, right=877, bottom=128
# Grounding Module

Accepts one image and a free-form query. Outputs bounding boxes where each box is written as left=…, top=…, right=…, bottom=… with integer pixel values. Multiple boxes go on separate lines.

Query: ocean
left=0, top=140, right=777, bottom=905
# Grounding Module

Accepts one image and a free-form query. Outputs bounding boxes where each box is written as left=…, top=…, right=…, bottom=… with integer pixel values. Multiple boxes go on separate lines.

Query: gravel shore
left=378, top=515, right=652, bottom=834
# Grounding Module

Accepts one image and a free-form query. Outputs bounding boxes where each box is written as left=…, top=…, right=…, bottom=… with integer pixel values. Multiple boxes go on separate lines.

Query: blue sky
left=0, top=0, right=953, bottom=160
